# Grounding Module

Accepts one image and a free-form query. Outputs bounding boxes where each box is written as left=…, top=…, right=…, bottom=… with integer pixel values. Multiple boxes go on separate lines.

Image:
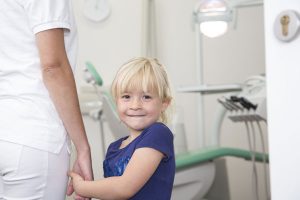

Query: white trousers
left=0, top=140, right=70, bottom=200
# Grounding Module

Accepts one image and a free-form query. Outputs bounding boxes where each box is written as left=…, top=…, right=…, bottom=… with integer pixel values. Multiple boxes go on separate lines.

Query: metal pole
left=195, top=23, right=205, bottom=148
left=99, top=111, right=106, bottom=158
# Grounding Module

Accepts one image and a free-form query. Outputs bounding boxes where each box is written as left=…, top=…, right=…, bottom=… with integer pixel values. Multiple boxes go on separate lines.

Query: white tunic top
left=0, top=0, right=77, bottom=153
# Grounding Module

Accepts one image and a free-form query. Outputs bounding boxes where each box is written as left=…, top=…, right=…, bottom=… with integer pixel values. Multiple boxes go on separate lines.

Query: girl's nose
left=130, top=97, right=142, bottom=109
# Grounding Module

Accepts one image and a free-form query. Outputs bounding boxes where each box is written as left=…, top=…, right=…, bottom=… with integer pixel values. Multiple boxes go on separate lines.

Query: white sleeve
left=18, top=0, right=72, bottom=34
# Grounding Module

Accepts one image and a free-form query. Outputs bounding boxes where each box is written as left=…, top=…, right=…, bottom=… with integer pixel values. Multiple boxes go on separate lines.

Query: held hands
left=68, top=171, right=84, bottom=192
left=67, top=149, right=93, bottom=200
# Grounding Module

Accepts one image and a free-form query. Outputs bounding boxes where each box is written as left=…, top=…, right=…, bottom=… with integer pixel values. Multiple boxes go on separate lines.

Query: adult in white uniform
left=0, top=0, right=93, bottom=199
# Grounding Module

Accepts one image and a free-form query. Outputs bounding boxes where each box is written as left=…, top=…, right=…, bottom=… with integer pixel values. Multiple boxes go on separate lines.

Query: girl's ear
left=162, top=97, right=171, bottom=112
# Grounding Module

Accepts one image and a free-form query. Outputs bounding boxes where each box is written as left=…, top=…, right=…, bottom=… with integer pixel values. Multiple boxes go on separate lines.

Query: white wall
left=264, top=0, right=300, bottom=199
left=73, top=0, right=143, bottom=85
left=70, top=0, right=268, bottom=200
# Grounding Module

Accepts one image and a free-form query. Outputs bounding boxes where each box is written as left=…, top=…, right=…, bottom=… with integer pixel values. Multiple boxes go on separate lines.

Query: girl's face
left=116, top=88, right=169, bottom=135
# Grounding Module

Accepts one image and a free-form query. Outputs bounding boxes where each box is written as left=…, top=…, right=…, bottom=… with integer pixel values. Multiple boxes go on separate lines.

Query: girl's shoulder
left=143, top=122, right=173, bottom=137
left=138, top=122, right=174, bottom=145
left=137, top=122, right=175, bottom=162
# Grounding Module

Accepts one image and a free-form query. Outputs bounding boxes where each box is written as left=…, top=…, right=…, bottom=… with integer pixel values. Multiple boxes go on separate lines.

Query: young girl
left=69, top=57, right=175, bottom=199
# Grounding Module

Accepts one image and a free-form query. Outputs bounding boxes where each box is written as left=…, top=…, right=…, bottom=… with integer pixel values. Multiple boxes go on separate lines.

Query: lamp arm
left=230, top=0, right=263, bottom=8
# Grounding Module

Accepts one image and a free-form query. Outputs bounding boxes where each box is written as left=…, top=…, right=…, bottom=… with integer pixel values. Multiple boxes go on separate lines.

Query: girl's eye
left=142, top=95, right=152, bottom=100
left=121, top=95, right=130, bottom=99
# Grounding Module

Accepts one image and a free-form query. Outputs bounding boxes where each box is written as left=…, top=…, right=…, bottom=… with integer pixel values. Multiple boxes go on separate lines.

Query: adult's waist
left=0, top=95, right=63, bottom=132
left=0, top=95, right=67, bottom=153
left=0, top=71, right=48, bottom=96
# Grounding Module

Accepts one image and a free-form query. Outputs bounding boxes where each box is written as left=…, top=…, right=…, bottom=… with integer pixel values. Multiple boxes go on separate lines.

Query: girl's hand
left=68, top=171, right=84, bottom=183
left=67, top=151, right=93, bottom=200
left=68, top=171, right=85, bottom=199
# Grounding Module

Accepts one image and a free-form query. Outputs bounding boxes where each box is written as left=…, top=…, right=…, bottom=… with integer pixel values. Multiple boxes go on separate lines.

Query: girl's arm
left=69, top=147, right=164, bottom=200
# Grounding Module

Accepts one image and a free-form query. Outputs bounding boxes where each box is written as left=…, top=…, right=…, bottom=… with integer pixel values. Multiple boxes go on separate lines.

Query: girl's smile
left=116, top=89, right=169, bottom=135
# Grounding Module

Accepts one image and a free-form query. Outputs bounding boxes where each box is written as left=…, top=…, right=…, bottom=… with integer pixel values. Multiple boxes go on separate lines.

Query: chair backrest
left=84, top=61, right=129, bottom=139
left=101, top=93, right=130, bottom=139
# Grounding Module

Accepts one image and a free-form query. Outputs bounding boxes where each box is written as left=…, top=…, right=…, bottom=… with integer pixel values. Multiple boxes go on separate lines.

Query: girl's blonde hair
left=111, top=57, right=172, bottom=123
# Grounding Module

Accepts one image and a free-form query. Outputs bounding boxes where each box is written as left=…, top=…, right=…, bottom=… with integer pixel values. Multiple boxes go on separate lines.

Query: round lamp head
left=194, top=0, right=231, bottom=38
left=200, top=21, right=228, bottom=38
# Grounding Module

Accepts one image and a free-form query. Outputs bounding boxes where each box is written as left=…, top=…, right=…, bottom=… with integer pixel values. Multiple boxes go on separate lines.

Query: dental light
left=194, top=0, right=232, bottom=38
left=193, top=0, right=263, bottom=38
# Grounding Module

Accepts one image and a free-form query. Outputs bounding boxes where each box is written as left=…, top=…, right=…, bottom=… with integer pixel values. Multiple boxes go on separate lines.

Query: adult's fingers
left=66, top=179, right=74, bottom=196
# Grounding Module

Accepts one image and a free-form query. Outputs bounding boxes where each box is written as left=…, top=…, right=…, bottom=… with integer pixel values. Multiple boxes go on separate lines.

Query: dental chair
left=173, top=147, right=268, bottom=200
left=83, top=62, right=269, bottom=200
